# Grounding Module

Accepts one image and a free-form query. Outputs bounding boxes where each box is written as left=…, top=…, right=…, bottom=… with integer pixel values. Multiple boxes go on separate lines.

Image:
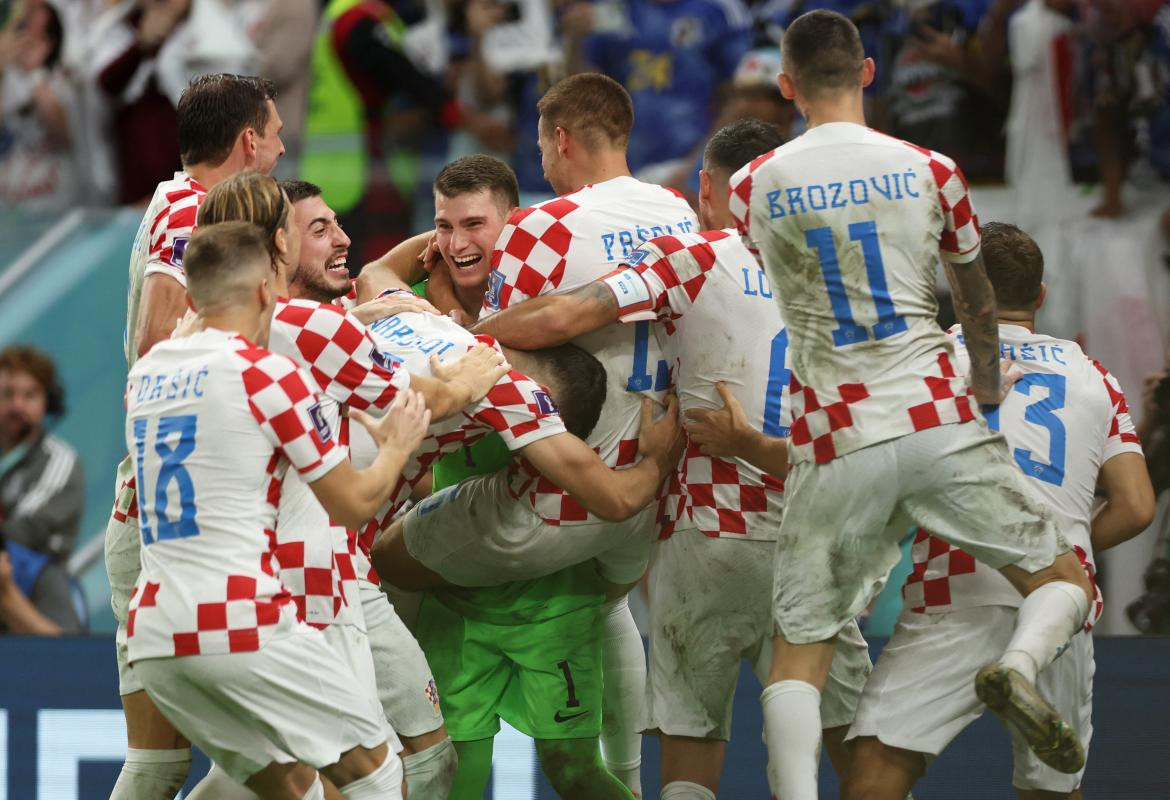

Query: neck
left=186, top=157, right=244, bottom=190
left=996, top=311, right=1036, bottom=332
left=455, top=284, right=483, bottom=321
left=198, top=307, right=269, bottom=347
left=799, top=92, right=867, bottom=130
left=564, top=149, right=631, bottom=193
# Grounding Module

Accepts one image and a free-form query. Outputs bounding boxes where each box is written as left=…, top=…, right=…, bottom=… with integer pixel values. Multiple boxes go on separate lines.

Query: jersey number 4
left=806, top=221, right=908, bottom=347
left=133, top=415, right=200, bottom=545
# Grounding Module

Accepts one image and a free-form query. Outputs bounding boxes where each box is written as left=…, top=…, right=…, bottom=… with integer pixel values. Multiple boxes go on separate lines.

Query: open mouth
left=328, top=255, right=348, bottom=277
left=452, top=253, right=482, bottom=271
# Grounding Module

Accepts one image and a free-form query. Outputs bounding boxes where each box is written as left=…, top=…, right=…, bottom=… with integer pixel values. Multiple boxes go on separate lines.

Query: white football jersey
left=483, top=175, right=699, bottom=524
left=266, top=299, right=410, bottom=630
left=125, top=330, right=342, bottom=661
left=729, top=123, right=982, bottom=465
left=601, top=229, right=788, bottom=541
left=347, top=306, right=568, bottom=578
left=126, top=172, right=206, bottom=368
left=902, top=324, right=1142, bottom=623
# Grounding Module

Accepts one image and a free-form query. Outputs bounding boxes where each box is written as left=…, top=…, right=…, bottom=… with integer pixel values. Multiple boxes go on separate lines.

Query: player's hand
left=418, top=232, right=442, bottom=274
left=350, top=294, right=440, bottom=325
left=973, top=360, right=1021, bottom=406
left=432, top=343, right=510, bottom=404
left=170, top=308, right=201, bottom=339
left=638, top=394, right=684, bottom=468
left=351, top=389, right=431, bottom=455
left=684, top=382, right=752, bottom=459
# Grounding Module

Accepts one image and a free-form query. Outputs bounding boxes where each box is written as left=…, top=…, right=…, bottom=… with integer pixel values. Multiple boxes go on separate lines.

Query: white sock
left=109, top=747, right=191, bottom=800
left=186, top=762, right=258, bottom=799
left=600, top=596, right=645, bottom=798
left=761, top=681, right=821, bottom=800
left=340, top=752, right=405, bottom=799
left=999, top=581, right=1090, bottom=683
left=661, top=780, right=716, bottom=799
left=303, top=775, right=325, bottom=800
left=402, top=738, right=458, bottom=799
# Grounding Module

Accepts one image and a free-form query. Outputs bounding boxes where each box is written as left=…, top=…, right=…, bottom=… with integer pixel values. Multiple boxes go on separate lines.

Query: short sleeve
left=239, top=352, right=345, bottom=482
left=142, top=189, right=203, bottom=286
left=729, top=150, right=775, bottom=258
left=464, top=341, right=568, bottom=450
left=928, top=155, right=981, bottom=264
left=603, top=232, right=724, bottom=325
left=1092, top=361, right=1144, bottom=460
left=271, top=300, right=409, bottom=411
left=485, top=200, right=579, bottom=313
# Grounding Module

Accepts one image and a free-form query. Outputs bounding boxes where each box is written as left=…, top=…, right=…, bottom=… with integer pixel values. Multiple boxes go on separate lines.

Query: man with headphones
left=0, top=345, right=83, bottom=633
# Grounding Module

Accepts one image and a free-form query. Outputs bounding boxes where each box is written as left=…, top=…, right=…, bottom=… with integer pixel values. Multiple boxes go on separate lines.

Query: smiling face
left=289, top=194, right=351, bottom=302
left=434, top=188, right=512, bottom=294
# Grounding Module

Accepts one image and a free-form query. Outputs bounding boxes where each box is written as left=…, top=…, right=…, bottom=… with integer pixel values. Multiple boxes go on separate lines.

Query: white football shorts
left=134, top=627, right=392, bottom=784
left=848, top=605, right=1092, bottom=792
left=402, top=469, right=656, bottom=587
left=360, top=579, right=445, bottom=738
left=774, top=421, right=1067, bottom=643
left=642, top=529, right=871, bottom=739
left=105, top=507, right=144, bottom=696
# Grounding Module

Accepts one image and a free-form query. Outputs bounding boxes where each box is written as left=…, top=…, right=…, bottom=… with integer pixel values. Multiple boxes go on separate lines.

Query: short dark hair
left=177, top=74, right=277, bottom=167
left=280, top=180, right=323, bottom=204
left=537, top=73, right=634, bottom=151
left=185, top=222, right=272, bottom=308
left=782, top=10, right=865, bottom=99
left=522, top=344, right=607, bottom=440
left=434, top=155, right=520, bottom=213
left=703, top=119, right=786, bottom=176
left=980, top=222, right=1044, bottom=311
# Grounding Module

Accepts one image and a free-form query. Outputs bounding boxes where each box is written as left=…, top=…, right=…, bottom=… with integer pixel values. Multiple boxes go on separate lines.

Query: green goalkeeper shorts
left=415, top=592, right=603, bottom=742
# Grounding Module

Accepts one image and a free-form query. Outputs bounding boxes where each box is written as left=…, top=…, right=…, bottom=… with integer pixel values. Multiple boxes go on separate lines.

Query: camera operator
left=0, top=345, right=83, bottom=634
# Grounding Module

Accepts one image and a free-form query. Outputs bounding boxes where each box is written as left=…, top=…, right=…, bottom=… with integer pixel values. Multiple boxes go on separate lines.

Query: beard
left=290, top=261, right=350, bottom=304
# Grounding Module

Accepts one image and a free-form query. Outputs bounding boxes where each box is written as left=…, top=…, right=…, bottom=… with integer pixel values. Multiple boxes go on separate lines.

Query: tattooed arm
left=470, top=281, right=620, bottom=349
left=944, top=251, right=1003, bottom=405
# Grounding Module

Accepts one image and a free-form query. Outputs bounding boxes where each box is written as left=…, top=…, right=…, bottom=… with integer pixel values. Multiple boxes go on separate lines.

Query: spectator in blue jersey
left=562, top=0, right=753, bottom=185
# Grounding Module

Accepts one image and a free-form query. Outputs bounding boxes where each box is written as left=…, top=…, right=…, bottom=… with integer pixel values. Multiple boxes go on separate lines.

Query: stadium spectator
left=563, top=0, right=753, bottom=184
left=0, top=0, right=78, bottom=210
left=0, top=346, right=84, bottom=634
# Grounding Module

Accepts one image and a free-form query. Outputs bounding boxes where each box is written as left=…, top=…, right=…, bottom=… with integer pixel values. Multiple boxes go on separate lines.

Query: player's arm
left=520, top=395, right=683, bottom=521
left=308, top=391, right=431, bottom=529
left=685, top=382, right=789, bottom=479
left=354, top=231, right=435, bottom=302
left=134, top=273, right=189, bottom=358
left=943, top=252, right=1002, bottom=405
left=471, top=281, right=620, bottom=349
left=1091, top=452, right=1157, bottom=553
left=409, top=344, right=511, bottom=421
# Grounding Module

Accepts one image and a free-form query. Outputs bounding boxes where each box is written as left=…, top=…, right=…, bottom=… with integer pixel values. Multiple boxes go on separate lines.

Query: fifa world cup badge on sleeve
left=602, top=268, right=652, bottom=312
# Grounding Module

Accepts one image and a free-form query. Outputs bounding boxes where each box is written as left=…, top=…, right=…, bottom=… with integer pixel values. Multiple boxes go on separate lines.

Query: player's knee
left=842, top=737, right=922, bottom=800
left=534, top=740, right=603, bottom=795
left=402, top=738, right=458, bottom=799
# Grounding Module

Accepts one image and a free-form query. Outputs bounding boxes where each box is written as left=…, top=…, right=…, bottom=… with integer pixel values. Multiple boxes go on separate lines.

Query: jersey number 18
left=133, top=415, right=200, bottom=545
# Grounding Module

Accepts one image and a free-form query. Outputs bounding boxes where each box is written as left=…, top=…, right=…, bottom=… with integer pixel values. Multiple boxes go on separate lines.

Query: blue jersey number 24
left=805, top=221, right=908, bottom=347
left=132, top=414, right=200, bottom=545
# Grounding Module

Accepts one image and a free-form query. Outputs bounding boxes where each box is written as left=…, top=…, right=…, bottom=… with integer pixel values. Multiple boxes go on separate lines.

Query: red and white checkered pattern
left=902, top=325, right=1143, bottom=619
left=788, top=377, right=870, bottom=465
left=907, top=352, right=977, bottom=432
left=125, top=331, right=343, bottom=661
left=481, top=175, right=698, bottom=524
left=603, top=229, right=790, bottom=540
left=727, top=123, right=987, bottom=465
left=270, top=299, right=406, bottom=412
left=125, top=172, right=207, bottom=366
left=346, top=317, right=569, bottom=579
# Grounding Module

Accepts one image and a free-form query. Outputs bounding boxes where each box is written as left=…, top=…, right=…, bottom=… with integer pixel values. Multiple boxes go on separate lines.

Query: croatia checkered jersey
left=483, top=175, right=698, bottom=523
left=124, top=330, right=344, bottom=661
left=729, top=123, right=981, bottom=465
left=347, top=306, right=568, bottom=577
left=264, top=299, right=409, bottom=630
left=902, top=325, right=1142, bottom=626
left=599, top=229, right=788, bottom=541
left=125, top=172, right=207, bottom=367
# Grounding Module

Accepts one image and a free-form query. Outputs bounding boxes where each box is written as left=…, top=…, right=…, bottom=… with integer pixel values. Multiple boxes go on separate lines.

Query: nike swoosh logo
left=553, top=710, right=590, bottom=723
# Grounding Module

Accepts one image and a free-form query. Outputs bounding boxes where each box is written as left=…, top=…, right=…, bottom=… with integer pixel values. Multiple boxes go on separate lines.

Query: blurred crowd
left=2, top=0, right=1170, bottom=251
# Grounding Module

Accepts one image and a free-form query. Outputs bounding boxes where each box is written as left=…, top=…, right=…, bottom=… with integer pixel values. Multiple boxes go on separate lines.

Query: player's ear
left=861, top=57, right=876, bottom=89
left=556, top=126, right=570, bottom=156
left=1035, top=282, right=1047, bottom=312
left=777, top=72, right=797, bottom=101
left=241, top=126, right=258, bottom=162
left=698, top=169, right=712, bottom=203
